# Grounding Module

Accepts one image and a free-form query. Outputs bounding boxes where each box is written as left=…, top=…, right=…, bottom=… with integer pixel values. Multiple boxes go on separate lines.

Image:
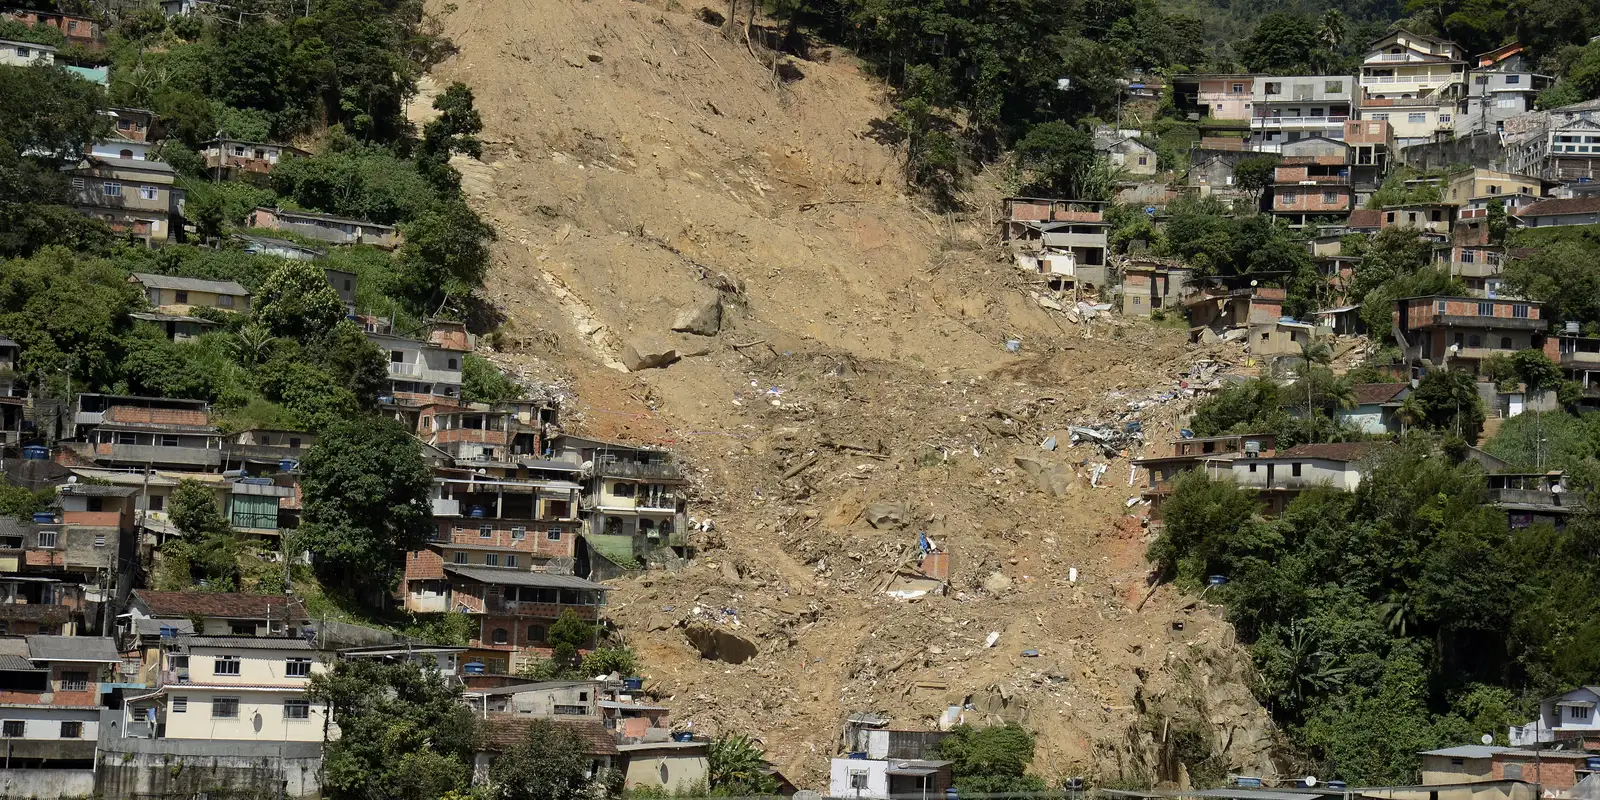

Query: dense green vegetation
left=1149, top=437, right=1600, bottom=783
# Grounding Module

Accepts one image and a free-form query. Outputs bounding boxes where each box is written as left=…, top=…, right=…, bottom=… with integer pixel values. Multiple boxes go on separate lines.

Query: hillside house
left=1511, top=686, right=1600, bottom=745
left=1358, top=30, right=1467, bottom=146
left=126, top=591, right=310, bottom=642
left=1249, top=318, right=1330, bottom=357
left=1270, top=139, right=1355, bottom=227
left=1420, top=745, right=1512, bottom=785
left=1380, top=203, right=1455, bottom=238
left=232, top=234, right=325, bottom=262
left=1094, top=134, right=1157, bottom=176
left=547, top=435, right=690, bottom=575
left=404, top=567, right=608, bottom=675
left=1231, top=442, right=1377, bottom=515
left=1344, top=119, right=1395, bottom=197
left=66, top=157, right=183, bottom=245
left=129, top=274, right=250, bottom=315
left=1515, top=197, right=1600, bottom=228
left=1458, top=44, right=1551, bottom=138
left=200, top=139, right=308, bottom=176
left=1340, top=383, right=1411, bottom=434
left=1002, top=198, right=1111, bottom=287
left=0, top=636, right=119, bottom=769
left=247, top=207, right=401, bottom=249
left=2, top=9, right=101, bottom=46
left=65, top=393, right=221, bottom=472
left=1171, top=74, right=1257, bottom=121
left=1133, top=434, right=1276, bottom=522
left=122, top=635, right=331, bottom=742
left=0, top=37, right=54, bottom=66
left=828, top=757, right=954, bottom=800
left=1393, top=295, right=1543, bottom=373
left=1250, top=75, right=1355, bottom=149
left=90, top=137, right=153, bottom=162
left=1119, top=262, right=1191, bottom=317
left=107, top=107, right=156, bottom=143
left=1183, top=284, right=1287, bottom=340
left=473, top=716, right=617, bottom=785
left=368, top=321, right=472, bottom=406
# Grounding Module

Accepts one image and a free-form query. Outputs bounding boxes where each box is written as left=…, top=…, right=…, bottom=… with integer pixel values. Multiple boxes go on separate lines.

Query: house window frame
left=283, top=699, right=311, bottom=720
left=285, top=658, right=312, bottom=678
left=60, top=721, right=82, bottom=738
left=1, top=720, right=23, bottom=738
left=211, top=697, right=240, bottom=719
left=214, top=655, right=241, bottom=676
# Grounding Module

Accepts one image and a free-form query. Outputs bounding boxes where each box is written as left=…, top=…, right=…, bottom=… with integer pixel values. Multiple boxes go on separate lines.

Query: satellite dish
left=1483, top=734, right=1496, bottom=745
left=1250, top=280, right=1259, bottom=287
left=1304, top=776, right=1319, bottom=788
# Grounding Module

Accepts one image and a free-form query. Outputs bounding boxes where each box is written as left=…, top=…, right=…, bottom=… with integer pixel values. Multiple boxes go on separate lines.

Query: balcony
left=87, top=443, right=221, bottom=467
left=432, top=498, right=461, bottom=516
left=1487, top=487, right=1578, bottom=509
left=1559, top=350, right=1600, bottom=368
left=595, top=460, right=684, bottom=481
left=389, top=361, right=421, bottom=377
left=1254, top=116, right=1349, bottom=128
left=1425, top=313, right=1543, bottom=330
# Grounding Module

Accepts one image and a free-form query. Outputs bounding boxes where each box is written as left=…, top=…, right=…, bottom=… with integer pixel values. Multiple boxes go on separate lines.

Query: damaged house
left=1002, top=198, right=1111, bottom=289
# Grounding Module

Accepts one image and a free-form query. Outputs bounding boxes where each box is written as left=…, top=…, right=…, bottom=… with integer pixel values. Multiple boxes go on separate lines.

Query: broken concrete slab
left=683, top=621, right=759, bottom=664
left=864, top=501, right=908, bottom=529
left=982, top=571, right=1012, bottom=593
left=621, top=339, right=681, bottom=371
left=672, top=294, right=723, bottom=336
left=1013, top=455, right=1076, bottom=498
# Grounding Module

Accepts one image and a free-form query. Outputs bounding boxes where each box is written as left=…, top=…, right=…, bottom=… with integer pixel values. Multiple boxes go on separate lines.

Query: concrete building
left=1339, top=383, right=1411, bottom=434
left=1095, top=133, right=1158, bottom=176
left=1172, top=74, right=1257, bottom=122
left=618, top=742, right=710, bottom=793
left=1345, top=118, right=1396, bottom=199
left=1002, top=198, right=1111, bottom=288
left=1270, top=139, right=1356, bottom=227
left=1380, top=203, right=1455, bottom=238
left=247, top=207, right=401, bottom=249
left=1250, top=75, right=1355, bottom=149
left=200, top=139, right=308, bottom=177
left=125, top=591, right=311, bottom=642
left=1502, top=99, right=1600, bottom=181
left=1183, top=284, right=1286, bottom=340
left=64, top=393, right=222, bottom=472
left=1358, top=30, right=1467, bottom=145
left=1231, top=442, right=1377, bottom=516
left=1119, top=262, right=1191, bottom=318
left=1393, top=295, right=1543, bottom=373
left=129, top=273, right=251, bottom=315
left=1515, top=197, right=1600, bottom=228
left=0, top=636, right=119, bottom=770
left=1133, top=433, right=1277, bottom=522
left=122, top=635, right=330, bottom=742
left=367, top=321, right=472, bottom=406
left=66, top=157, right=183, bottom=245
left=0, top=37, right=55, bottom=66
left=829, top=757, right=954, bottom=800
left=1510, top=686, right=1600, bottom=745
left=547, top=435, right=690, bottom=574
left=90, top=138, right=153, bottom=162
left=1459, top=44, right=1551, bottom=137
left=404, top=566, right=609, bottom=675
left=1421, top=745, right=1512, bottom=785
left=3, top=8, right=102, bottom=46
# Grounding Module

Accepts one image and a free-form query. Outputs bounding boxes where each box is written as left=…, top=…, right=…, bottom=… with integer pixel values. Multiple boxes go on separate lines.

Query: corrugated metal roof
left=26, top=635, right=120, bottom=663
left=1421, top=745, right=1514, bottom=758
left=181, top=635, right=314, bottom=651
left=129, top=273, right=249, bottom=295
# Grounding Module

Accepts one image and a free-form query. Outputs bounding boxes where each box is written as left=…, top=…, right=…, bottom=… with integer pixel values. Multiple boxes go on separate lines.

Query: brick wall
left=438, top=521, right=578, bottom=558
left=103, top=406, right=209, bottom=427
left=49, top=665, right=97, bottom=707
left=1276, top=166, right=1310, bottom=181
left=405, top=548, right=445, bottom=581
left=1492, top=757, right=1579, bottom=790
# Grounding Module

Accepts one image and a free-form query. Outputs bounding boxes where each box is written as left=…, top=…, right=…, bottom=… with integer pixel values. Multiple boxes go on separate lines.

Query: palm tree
left=1379, top=590, right=1415, bottom=637
left=1396, top=394, right=1426, bottom=434
left=1298, top=339, right=1334, bottom=442
left=1316, top=9, right=1346, bottom=53
left=709, top=734, right=778, bottom=795
left=227, top=325, right=277, bottom=367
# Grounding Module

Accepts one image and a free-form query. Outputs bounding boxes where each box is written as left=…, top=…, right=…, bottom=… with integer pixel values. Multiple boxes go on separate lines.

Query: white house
left=1357, top=30, right=1466, bottom=146
left=1231, top=442, right=1376, bottom=516
left=1339, top=383, right=1411, bottom=434
left=828, top=757, right=954, bottom=800
left=90, top=138, right=154, bottom=161
left=0, top=38, right=56, bottom=66
left=123, top=635, right=332, bottom=743
left=1510, top=686, right=1600, bottom=745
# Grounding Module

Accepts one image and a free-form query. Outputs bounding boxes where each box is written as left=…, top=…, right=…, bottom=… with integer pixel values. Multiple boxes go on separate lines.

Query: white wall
left=1338, top=406, right=1391, bottom=435
left=1232, top=458, right=1362, bottom=491
left=830, top=758, right=890, bottom=800
left=0, top=707, right=99, bottom=740
left=163, top=687, right=329, bottom=742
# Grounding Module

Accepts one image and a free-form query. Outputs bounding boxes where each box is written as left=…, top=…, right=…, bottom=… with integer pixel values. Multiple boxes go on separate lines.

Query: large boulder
left=621, top=339, right=681, bottom=371
left=672, top=294, right=723, bottom=336
left=683, top=622, right=759, bottom=664
left=865, top=501, right=908, bottom=529
left=1013, top=455, right=1076, bottom=498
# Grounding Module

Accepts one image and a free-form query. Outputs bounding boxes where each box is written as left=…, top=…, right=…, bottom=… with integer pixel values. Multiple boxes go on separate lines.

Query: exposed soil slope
left=416, top=0, right=1280, bottom=786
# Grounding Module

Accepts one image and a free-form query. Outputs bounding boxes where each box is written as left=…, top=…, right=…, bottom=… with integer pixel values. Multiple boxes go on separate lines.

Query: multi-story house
left=1503, top=99, right=1600, bottom=181
left=1444, top=168, right=1543, bottom=203
left=1000, top=198, right=1110, bottom=288
left=247, top=207, right=402, bottom=249
left=0, top=494, right=126, bottom=637
left=123, top=593, right=312, bottom=692
left=1379, top=203, right=1455, bottom=239
left=1431, top=186, right=1540, bottom=298
left=1249, top=75, right=1355, bottom=150
left=1542, top=327, right=1600, bottom=404
left=0, top=37, right=55, bottom=66
left=1171, top=74, right=1256, bottom=122
left=1393, top=295, right=1544, bottom=374
left=1510, top=686, right=1600, bottom=745
left=200, top=139, right=309, bottom=177
left=1269, top=137, right=1354, bottom=227
left=1358, top=30, right=1467, bottom=146
left=64, top=393, right=222, bottom=472
left=548, top=435, right=690, bottom=567
left=0, top=636, right=119, bottom=769
left=1515, top=196, right=1600, bottom=228
left=418, top=401, right=555, bottom=464
left=1458, top=43, right=1551, bottom=137
left=66, top=156, right=184, bottom=245
left=128, top=273, right=251, bottom=317
left=1343, top=119, right=1395, bottom=200
left=403, top=565, right=609, bottom=675
left=368, top=321, right=471, bottom=406
left=409, top=463, right=583, bottom=574
left=122, top=635, right=331, bottom=742
left=2, top=8, right=103, bottom=47
left=1133, top=434, right=1277, bottom=522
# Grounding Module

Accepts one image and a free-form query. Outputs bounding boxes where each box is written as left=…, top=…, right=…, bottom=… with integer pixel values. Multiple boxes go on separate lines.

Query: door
left=1266, top=463, right=1276, bottom=486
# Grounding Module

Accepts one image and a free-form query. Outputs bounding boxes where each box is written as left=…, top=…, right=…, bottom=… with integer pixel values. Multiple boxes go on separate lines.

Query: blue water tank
left=463, top=661, right=485, bottom=675
left=622, top=677, right=644, bottom=691
left=1328, top=781, right=1348, bottom=790
left=20, top=446, right=46, bottom=460
left=31, top=512, right=55, bottom=524
left=847, top=752, right=868, bottom=760
left=469, top=506, right=485, bottom=518
left=278, top=459, right=297, bottom=472
left=672, top=732, right=694, bottom=743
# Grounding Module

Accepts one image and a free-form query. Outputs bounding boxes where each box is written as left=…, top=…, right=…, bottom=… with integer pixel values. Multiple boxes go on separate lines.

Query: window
left=1572, top=705, right=1593, bottom=721
left=447, top=358, right=458, bottom=370
left=1439, top=114, right=1452, bottom=123
left=343, top=280, right=352, bottom=290
left=94, top=534, right=105, bottom=548
left=172, top=696, right=187, bottom=713
left=212, top=697, right=239, bottom=719
left=505, top=555, right=518, bottom=568
left=1461, top=249, right=1476, bottom=264
left=1281, top=192, right=1297, bottom=206
left=36, top=530, right=56, bottom=549
left=60, top=671, right=88, bottom=691
left=15, top=47, right=27, bottom=57
left=1249, top=463, right=1258, bottom=473
left=1409, top=113, right=1427, bottom=124
left=547, top=529, right=562, bottom=541
left=1387, top=212, right=1397, bottom=223
left=850, top=771, right=870, bottom=791
left=479, top=525, right=492, bottom=539
left=1478, top=302, right=1493, bottom=316
left=485, top=553, right=499, bottom=566
left=1437, top=300, right=1448, bottom=314
left=218, top=295, right=234, bottom=308
left=1475, top=75, right=1489, bottom=85
left=60, top=721, right=82, bottom=738
left=1292, top=463, right=1303, bottom=477
left=149, top=495, right=164, bottom=511
left=1452, top=757, right=1466, bottom=766
left=492, top=628, right=509, bottom=645
left=511, top=526, right=525, bottom=540
left=1514, top=304, right=1530, bottom=319
left=1138, top=155, right=1147, bottom=166
left=283, top=699, right=310, bottom=720
left=1370, top=113, right=1389, bottom=121
left=139, top=185, right=158, bottom=200
left=230, top=623, right=254, bottom=635
left=1231, top=83, right=1244, bottom=93
left=71, top=177, right=84, bottom=190
left=116, top=431, right=136, bottom=445
left=102, top=182, right=121, bottom=197
left=1325, top=80, right=1343, bottom=93
left=68, top=20, right=78, bottom=31
left=1502, top=337, right=1513, bottom=349
left=214, top=655, right=241, bottom=676
left=285, top=658, right=312, bottom=677
left=1, top=721, right=22, bottom=737
left=289, top=437, right=300, bottom=448
left=174, top=290, right=189, bottom=304
left=1505, top=75, right=1521, bottom=85
left=161, top=435, right=179, bottom=447
left=453, top=551, right=468, bottom=564
left=1322, top=190, right=1339, bottom=204
left=1265, top=81, right=1282, bottom=95
left=120, top=149, right=134, bottom=159
left=1469, top=335, right=1481, bottom=348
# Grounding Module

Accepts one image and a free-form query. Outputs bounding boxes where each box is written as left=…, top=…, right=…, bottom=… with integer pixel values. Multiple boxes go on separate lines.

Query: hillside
left=417, top=0, right=1278, bottom=786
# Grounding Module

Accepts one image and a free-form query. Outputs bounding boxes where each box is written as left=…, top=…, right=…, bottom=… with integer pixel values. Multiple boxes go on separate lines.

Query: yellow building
left=67, top=157, right=183, bottom=245
left=129, top=273, right=251, bottom=315
left=1445, top=169, right=1543, bottom=204
left=1358, top=30, right=1467, bottom=145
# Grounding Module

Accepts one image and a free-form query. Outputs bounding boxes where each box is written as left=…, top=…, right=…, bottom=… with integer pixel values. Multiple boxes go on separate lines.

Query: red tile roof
left=1517, top=197, right=1600, bottom=218
left=1350, top=383, right=1407, bottom=405
left=1276, top=442, right=1380, bottom=462
left=477, top=715, right=620, bottom=756
left=132, top=590, right=308, bottom=621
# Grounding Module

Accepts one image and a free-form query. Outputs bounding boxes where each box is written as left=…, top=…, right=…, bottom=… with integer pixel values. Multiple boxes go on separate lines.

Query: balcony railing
left=389, top=361, right=421, bottom=377
left=594, top=460, right=684, bottom=481
left=432, top=498, right=461, bottom=516
left=1254, top=116, right=1349, bottom=127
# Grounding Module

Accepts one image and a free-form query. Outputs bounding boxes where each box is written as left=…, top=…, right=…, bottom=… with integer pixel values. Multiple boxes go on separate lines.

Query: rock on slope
left=417, top=0, right=1281, bottom=786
